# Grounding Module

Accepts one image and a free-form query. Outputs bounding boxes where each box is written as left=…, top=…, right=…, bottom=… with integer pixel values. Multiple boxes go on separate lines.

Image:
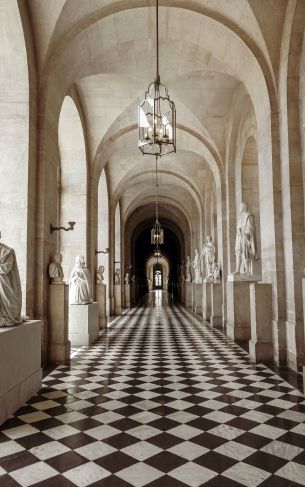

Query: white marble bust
left=0, top=241, right=23, bottom=326
left=96, top=265, right=105, bottom=284
left=49, top=252, right=64, bottom=283
left=69, top=255, right=92, bottom=305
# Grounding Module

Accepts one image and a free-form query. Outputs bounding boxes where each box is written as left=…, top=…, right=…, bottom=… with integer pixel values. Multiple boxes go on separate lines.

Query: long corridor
left=1, top=293, right=305, bottom=487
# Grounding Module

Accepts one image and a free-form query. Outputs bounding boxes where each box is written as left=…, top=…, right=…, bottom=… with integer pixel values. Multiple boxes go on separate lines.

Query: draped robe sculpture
left=69, top=256, right=92, bottom=304
left=201, top=236, right=216, bottom=280
left=235, top=202, right=257, bottom=275
left=0, top=242, right=23, bottom=326
left=49, top=253, right=64, bottom=283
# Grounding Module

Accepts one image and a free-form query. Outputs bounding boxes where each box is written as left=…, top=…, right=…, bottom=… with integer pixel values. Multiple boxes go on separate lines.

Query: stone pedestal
left=249, top=283, right=273, bottom=362
left=130, top=284, right=136, bottom=306
left=202, top=281, right=211, bottom=322
left=48, top=283, right=70, bottom=365
left=227, top=275, right=258, bottom=341
left=114, top=285, right=122, bottom=315
left=69, top=303, right=99, bottom=346
left=185, top=282, right=192, bottom=308
left=124, top=284, right=130, bottom=308
left=0, top=321, right=42, bottom=425
left=210, top=282, right=223, bottom=328
left=180, top=282, right=185, bottom=304
left=194, top=283, right=202, bottom=315
left=96, top=283, right=107, bottom=329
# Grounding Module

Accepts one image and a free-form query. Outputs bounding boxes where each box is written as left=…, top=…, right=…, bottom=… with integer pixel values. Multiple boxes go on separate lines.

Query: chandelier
left=138, top=0, right=176, bottom=157
left=151, top=155, right=164, bottom=245
left=154, top=245, right=162, bottom=258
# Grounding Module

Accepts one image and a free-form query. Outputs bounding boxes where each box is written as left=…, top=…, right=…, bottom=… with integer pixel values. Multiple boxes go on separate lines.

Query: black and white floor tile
left=1, top=291, right=305, bottom=486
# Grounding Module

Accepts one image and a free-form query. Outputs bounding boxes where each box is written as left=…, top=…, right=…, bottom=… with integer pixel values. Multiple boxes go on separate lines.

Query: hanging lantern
left=138, top=0, right=176, bottom=157
left=138, top=77, right=176, bottom=157
left=151, top=220, right=164, bottom=245
left=154, top=245, right=162, bottom=258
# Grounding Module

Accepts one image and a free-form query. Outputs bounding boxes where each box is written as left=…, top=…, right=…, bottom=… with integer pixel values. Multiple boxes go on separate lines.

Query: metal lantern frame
left=138, top=0, right=176, bottom=157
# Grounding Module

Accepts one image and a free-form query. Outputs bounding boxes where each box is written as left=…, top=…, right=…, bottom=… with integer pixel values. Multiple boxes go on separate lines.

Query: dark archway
left=132, top=220, right=183, bottom=301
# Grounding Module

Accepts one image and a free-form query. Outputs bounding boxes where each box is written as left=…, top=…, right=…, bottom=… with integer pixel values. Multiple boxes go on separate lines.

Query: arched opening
left=0, top=1, right=30, bottom=313
left=98, top=169, right=110, bottom=315
left=131, top=220, right=183, bottom=301
left=153, top=265, right=163, bottom=290
left=58, top=96, right=87, bottom=281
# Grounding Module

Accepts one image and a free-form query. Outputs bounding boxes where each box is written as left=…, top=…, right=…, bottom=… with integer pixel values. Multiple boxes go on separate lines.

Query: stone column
left=48, top=283, right=70, bottom=365
left=226, top=275, right=258, bottom=342
left=185, top=282, right=192, bottom=308
left=202, top=281, right=211, bottom=322
left=125, top=284, right=130, bottom=308
left=249, top=282, right=273, bottom=362
left=210, top=282, right=223, bottom=329
left=114, top=284, right=122, bottom=315
left=96, top=283, right=107, bottom=329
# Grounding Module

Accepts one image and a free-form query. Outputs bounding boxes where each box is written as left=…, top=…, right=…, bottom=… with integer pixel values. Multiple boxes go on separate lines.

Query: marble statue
left=96, top=265, right=105, bottom=284
left=192, top=248, right=202, bottom=283
left=69, top=256, right=92, bottom=305
left=114, top=268, right=121, bottom=285
left=49, top=253, right=64, bottom=283
left=201, top=236, right=216, bottom=280
left=0, top=241, right=24, bottom=326
left=235, top=202, right=257, bottom=275
left=124, top=272, right=130, bottom=285
left=185, top=256, right=192, bottom=283
left=131, top=274, right=136, bottom=285
left=213, top=262, right=221, bottom=282
left=179, top=264, right=185, bottom=283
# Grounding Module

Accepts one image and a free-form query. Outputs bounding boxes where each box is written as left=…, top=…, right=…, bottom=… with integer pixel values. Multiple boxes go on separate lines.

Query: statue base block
left=227, top=274, right=260, bottom=282
left=0, top=320, right=42, bottom=425
left=210, top=282, right=223, bottom=329
left=227, top=281, right=251, bottom=341
left=49, top=283, right=70, bottom=365
left=249, top=283, right=273, bottom=362
left=96, top=284, right=107, bottom=329
left=69, top=303, right=99, bottom=346
left=185, top=282, right=192, bottom=308
left=194, top=283, right=202, bottom=315
left=202, top=282, right=211, bottom=322
left=124, top=284, right=130, bottom=308
left=114, top=285, right=122, bottom=315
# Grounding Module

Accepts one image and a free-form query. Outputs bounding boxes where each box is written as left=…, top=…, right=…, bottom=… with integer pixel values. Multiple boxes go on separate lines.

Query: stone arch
left=58, top=95, right=88, bottom=280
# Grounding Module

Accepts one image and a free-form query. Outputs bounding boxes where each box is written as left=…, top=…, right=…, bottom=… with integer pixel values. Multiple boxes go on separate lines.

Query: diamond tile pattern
left=1, top=297, right=305, bottom=486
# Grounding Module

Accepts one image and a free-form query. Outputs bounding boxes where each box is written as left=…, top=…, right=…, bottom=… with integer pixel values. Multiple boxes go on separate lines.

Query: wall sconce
left=95, top=248, right=109, bottom=255
left=50, top=221, right=75, bottom=234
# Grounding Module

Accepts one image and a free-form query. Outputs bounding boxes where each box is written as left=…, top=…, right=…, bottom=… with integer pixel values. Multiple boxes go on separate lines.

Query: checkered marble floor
left=1, top=292, right=305, bottom=487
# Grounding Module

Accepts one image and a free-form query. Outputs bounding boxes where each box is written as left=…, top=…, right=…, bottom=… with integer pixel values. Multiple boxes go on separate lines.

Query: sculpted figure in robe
left=212, top=262, right=221, bottom=282
left=192, top=248, right=202, bottom=283
left=49, top=253, right=64, bottom=283
left=96, top=265, right=105, bottom=284
left=124, top=272, right=130, bottom=285
left=69, top=256, right=92, bottom=304
left=114, top=268, right=121, bottom=285
left=0, top=240, right=23, bottom=326
left=234, top=202, right=257, bottom=275
left=201, top=236, right=216, bottom=279
left=185, top=256, right=192, bottom=283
